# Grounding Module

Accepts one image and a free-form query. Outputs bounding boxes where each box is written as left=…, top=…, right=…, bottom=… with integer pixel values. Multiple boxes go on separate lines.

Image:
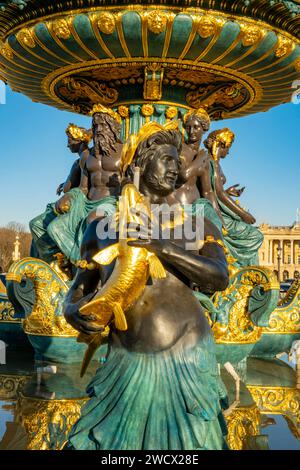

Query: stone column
left=292, top=240, right=295, bottom=265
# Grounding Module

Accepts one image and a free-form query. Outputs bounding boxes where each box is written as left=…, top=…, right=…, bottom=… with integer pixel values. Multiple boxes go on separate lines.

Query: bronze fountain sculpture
left=0, top=0, right=300, bottom=451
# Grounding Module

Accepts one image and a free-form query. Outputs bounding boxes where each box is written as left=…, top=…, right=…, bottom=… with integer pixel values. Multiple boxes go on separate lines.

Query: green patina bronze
left=30, top=190, right=117, bottom=265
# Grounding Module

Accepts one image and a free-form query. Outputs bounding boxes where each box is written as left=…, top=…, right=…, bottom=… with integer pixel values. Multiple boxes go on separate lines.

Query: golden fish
left=78, top=184, right=166, bottom=376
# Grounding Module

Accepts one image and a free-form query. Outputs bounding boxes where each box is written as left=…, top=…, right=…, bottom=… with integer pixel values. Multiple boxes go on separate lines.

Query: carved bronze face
left=185, top=116, right=206, bottom=144
left=141, top=144, right=180, bottom=197
left=217, top=140, right=230, bottom=159
left=92, top=112, right=103, bottom=126
left=67, top=136, right=82, bottom=154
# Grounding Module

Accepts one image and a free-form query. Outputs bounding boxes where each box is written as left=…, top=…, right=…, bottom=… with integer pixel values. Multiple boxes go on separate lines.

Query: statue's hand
left=226, top=184, right=245, bottom=197
left=55, top=194, right=72, bottom=214
left=64, top=293, right=103, bottom=336
left=126, top=207, right=169, bottom=256
left=242, top=212, right=256, bottom=225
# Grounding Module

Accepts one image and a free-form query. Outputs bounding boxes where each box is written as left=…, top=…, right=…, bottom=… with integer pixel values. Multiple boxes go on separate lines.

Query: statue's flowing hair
left=124, top=129, right=182, bottom=183
left=93, top=113, right=122, bottom=159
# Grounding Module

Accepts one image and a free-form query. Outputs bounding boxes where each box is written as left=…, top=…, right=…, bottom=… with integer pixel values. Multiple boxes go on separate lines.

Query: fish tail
left=80, top=332, right=103, bottom=378
left=113, top=303, right=128, bottom=331
left=148, top=254, right=166, bottom=279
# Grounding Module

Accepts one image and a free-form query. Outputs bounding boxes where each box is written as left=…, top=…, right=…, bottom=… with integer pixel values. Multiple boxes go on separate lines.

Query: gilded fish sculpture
left=79, top=183, right=166, bottom=376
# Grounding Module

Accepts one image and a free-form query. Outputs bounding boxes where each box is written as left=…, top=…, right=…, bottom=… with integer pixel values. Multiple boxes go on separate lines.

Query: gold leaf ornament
left=240, top=23, right=264, bottom=47
left=16, top=29, right=35, bottom=48
left=118, top=105, right=129, bottom=118
left=141, top=104, right=154, bottom=117
left=275, top=35, right=295, bottom=58
left=52, top=19, right=71, bottom=39
left=97, top=12, right=116, bottom=35
left=165, top=106, right=178, bottom=119
left=197, top=15, right=224, bottom=38
left=0, top=42, right=13, bottom=59
left=147, top=10, right=168, bottom=34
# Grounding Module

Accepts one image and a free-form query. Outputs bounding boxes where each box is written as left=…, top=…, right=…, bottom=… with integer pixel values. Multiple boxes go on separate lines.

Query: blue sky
left=0, top=86, right=299, bottom=230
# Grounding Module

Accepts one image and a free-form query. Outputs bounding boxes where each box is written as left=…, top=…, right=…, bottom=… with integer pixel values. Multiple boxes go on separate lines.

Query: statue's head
left=90, top=104, right=122, bottom=157
left=65, top=124, right=92, bottom=153
left=204, top=128, right=235, bottom=160
left=183, top=107, right=211, bottom=144
left=122, top=122, right=182, bottom=198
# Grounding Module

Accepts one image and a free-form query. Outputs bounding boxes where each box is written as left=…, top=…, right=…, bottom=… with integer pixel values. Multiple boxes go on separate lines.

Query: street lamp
left=277, top=245, right=282, bottom=283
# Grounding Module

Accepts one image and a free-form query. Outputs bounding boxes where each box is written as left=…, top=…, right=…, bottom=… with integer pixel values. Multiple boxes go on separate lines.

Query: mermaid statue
left=63, top=122, right=230, bottom=450
left=30, top=105, right=123, bottom=266
left=204, top=129, right=264, bottom=267
left=30, top=123, right=92, bottom=264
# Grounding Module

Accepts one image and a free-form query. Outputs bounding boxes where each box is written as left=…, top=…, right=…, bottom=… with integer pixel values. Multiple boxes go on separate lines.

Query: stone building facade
left=258, top=222, right=300, bottom=281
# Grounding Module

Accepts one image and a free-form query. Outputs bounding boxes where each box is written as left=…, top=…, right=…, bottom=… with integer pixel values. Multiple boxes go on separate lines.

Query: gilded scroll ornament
left=0, top=42, right=13, bottom=59
left=51, top=18, right=71, bottom=40
left=59, top=76, right=119, bottom=109
left=275, top=35, right=295, bottom=58
left=0, top=375, right=29, bottom=400
left=211, top=268, right=279, bottom=344
left=16, top=29, right=35, bottom=48
left=265, top=307, right=300, bottom=334
left=147, top=10, right=168, bottom=34
left=0, top=299, right=16, bottom=321
left=19, top=396, right=88, bottom=450
left=97, top=12, right=116, bottom=35
left=261, top=279, right=300, bottom=334
left=240, top=23, right=264, bottom=47
left=248, top=385, right=300, bottom=438
left=225, top=404, right=261, bottom=450
left=8, top=259, right=78, bottom=337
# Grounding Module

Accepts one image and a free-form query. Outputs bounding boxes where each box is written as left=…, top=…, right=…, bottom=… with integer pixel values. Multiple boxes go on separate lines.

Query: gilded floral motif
left=8, top=259, right=77, bottom=337
left=141, top=104, right=154, bottom=117
left=118, top=105, right=129, bottom=118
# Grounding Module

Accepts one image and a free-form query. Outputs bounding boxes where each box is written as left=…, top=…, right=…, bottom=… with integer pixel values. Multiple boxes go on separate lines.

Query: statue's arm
left=62, top=159, right=81, bottom=193
left=128, top=216, right=229, bottom=294
left=158, top=219, right=229, bottom=294
left=78, top=163, right=89, bottom=196
left=198, top=164, right=224, bottom=222
left=214, top=162, right=255, bottom=224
